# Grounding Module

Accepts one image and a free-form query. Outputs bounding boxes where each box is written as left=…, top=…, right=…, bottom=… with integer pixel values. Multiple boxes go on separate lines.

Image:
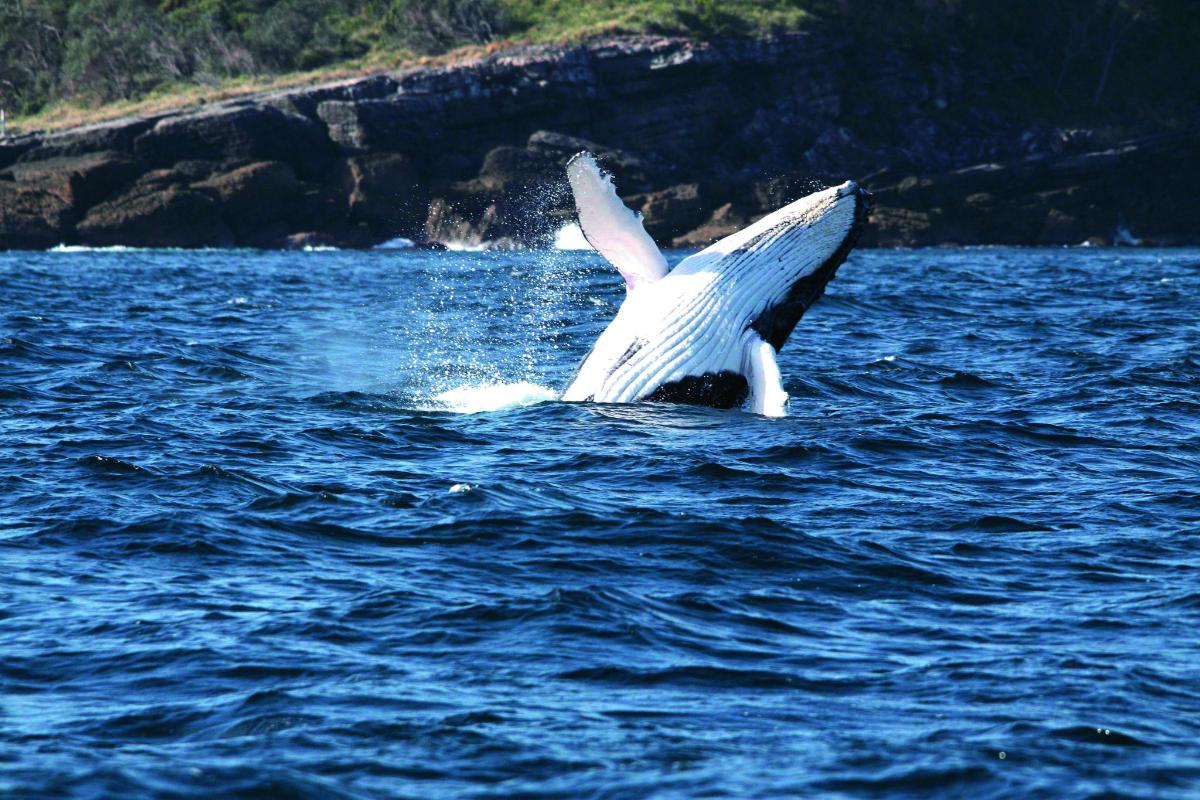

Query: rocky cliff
left=1, top=34, right=1196, bottom=250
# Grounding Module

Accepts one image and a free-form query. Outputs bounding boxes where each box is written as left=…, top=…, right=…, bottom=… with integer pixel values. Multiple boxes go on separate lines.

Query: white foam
left=553, top=222, right=593, bottom=251
left=50, top=244, right=138, bottom=252
left=442, top=240, right=489, bottom=252
left=302, top=244, right=339, bottom=252
left=433, top=381, right=558, bottom=414
left=375, top=237, right=416, bottom=250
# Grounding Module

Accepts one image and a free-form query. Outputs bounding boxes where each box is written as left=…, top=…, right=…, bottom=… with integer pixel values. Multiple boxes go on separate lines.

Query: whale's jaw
left=561, top=169, right=868, bottom=415
left=748, top=181, right=871, bottom=351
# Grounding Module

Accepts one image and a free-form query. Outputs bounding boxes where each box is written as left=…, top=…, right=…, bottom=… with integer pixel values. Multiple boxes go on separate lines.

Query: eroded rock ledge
left=1, top=34, right=1196, bottom=250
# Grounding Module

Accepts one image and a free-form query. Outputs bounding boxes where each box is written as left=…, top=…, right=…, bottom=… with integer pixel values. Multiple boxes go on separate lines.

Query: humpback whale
left=561, top=153, right=868, bottom=417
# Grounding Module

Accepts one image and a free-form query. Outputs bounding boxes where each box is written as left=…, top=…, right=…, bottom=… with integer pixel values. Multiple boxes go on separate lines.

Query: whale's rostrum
left=561, top=152, right=867, bottom=417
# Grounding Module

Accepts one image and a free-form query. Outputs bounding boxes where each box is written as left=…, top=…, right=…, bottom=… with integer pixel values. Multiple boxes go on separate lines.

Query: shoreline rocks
left=1, top=35, right=1196, bottom=250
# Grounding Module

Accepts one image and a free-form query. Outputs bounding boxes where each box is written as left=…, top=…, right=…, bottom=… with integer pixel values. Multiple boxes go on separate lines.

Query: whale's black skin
left=750, top=187, right=871, bottom=352
left=646, top=371, right=749, bottom=409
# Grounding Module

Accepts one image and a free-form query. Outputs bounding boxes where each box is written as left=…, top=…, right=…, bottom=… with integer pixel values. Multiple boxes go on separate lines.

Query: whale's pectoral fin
left=567, top=152, right=668, bottom=292
left=743, top=335, right=789, bottom=418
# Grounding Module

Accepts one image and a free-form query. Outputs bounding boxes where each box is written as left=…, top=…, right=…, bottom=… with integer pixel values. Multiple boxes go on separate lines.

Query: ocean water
left=1, top=246, right=1198, bottom=799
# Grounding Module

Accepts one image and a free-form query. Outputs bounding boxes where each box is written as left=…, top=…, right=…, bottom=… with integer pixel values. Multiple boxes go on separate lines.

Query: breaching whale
left=561, top=153, right=868, bottom=417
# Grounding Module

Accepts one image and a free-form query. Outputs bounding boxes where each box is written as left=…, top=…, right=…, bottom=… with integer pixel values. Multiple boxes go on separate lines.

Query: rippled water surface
left=2, top=247, right=1199, bottom=798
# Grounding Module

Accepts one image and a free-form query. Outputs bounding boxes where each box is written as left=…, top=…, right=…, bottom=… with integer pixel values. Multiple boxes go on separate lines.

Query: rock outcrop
left=1, top=34, right=1196, bottom=250
left=863, top=133, right=1200, bottom=247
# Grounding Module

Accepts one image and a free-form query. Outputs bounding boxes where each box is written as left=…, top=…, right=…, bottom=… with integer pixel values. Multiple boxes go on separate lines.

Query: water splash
left=432, top=381, right=559, bottom=413
left=375, top=237, right=416, bottom=250
left=50, top=244, right=139, bottom=252
left=554, top=222, right=593, bottom=250
left=442, top=240, right=491, bottom=252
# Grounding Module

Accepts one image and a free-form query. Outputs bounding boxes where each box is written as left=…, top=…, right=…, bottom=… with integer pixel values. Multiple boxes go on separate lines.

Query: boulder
left=4, top=151, right=142, bottom=210
left=476, top=146, right=560, bottom=194
left=861, top=206, right=934, bottom=248
left=625, top=183, right=708, bottom=242
left=333, top=154, right=424, bottom=237
left=526, top=131, right=661, bottom=191
left=425, top=197, right=497, bottom=247
left=15, top=117, right=160, bottom=161
left=0, top=137, right=37, bottom=171
left=863, top=130, right=1200, bottom=245
left=128, top=168, right=190, bottom=192
left=78, top=184, right=232, bottom=248
left=289, top=183, right=350, bottom=235
left=194, top=161, right=300, bottom=236
left=449, top=146, right=572, bottom=244
left=671, top=203, right=756, bottom=248
left=173, top=160, right=222, bottom=181
left=0, top=182, right=75, bottom=249
left=134, top=105, right=332, bottom=178
left=316, top=97, right=444, bottom=153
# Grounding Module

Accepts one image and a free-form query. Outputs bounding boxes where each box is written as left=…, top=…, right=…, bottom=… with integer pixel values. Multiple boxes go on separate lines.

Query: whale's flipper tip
left=566, top=150, right=668, bottom=292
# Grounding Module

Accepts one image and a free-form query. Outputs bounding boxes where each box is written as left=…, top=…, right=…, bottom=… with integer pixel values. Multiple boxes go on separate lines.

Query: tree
left=61, top=0, right=188, bottom=101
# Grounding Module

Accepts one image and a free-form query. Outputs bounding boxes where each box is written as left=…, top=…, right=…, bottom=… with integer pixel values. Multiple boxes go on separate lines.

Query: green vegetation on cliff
left=2, top=0, right=1196, bottom=134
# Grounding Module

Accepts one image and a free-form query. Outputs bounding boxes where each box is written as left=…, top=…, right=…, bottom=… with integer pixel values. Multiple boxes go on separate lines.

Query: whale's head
left=674, top=179, right=869, bottom=351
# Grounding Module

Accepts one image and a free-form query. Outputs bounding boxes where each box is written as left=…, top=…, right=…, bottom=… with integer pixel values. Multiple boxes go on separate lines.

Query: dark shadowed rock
left=134, top=106, right=333, bottom=178
left=194, top=161, right=300, bottom=237
left=425, top=197, right=497, bottom=247
left=802, top=127, right=881, bottom=181
left=525, top=131, right=662, bottom=190
left=754, top=174, right=831, bottom=210
left=333, top=154, right=424, bottom=238
left=0, top=137, right=37, bottom=171
left=4, top=151, right=143, bottom=210
left=266, top=74, right=400, bottom=120
left=15, top=117, right=161, bottom=162
left=672, top=203, right=757, bottom=248
left=626, top=184, right=709, bottom=241
left=283, top=231, right=340, bottom=250
left=447, top=145, right=573, bottom=245
left=316, top=97, right=444, bottom=153
left=129, top=168, right=190, bottom=192
left=0, top=182, right=75, bottom=249
left=289, top=184, right=350, bottom=237
left=476, top=146, right=560, bottom=193
left=173, top=160, right=222, bottom=181
left=863, top=130, right=1200, bottom=246
left=78, top=184, right=232, bottom=248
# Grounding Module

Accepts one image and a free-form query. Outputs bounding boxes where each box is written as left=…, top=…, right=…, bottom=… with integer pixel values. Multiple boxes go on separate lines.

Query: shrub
left=383, top=0, right=508, bottom=54
left=0, top=0, right=68, bottom=114
left=60, top=0, right=190, bottom=101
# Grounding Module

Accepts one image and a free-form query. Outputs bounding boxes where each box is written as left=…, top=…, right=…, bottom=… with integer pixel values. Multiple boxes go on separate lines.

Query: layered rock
left=863, top=132, right=1200, bottom=247
left=78, top=182, right=232, bottom=248
left=1, top=34, right=1196, bottom=250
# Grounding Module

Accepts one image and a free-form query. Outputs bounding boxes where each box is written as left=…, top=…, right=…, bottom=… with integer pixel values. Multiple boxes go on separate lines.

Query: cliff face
left=1, top=34, right=1196, bottom=250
